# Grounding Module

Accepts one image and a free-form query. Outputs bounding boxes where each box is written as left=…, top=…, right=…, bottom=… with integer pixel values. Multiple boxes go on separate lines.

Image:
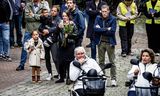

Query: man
left=16, top=0, right=46, bottom=71
left=85, top=0, right=106, bottom=60
left=39, top=6, right=61, bottom=80
left=143, top=0, right=160, bottom=56
left=67, top=0, right=85, bottom=47
left=94, top=4, right=117, bottom=86
left=10, top=0, right=25, bottom=48
left=0, top=0, right=13, bottom=61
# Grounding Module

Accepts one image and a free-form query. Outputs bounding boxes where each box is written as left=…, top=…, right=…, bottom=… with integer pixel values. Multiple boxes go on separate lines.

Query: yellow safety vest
left=146, top=0, right=160, bottom=24
left=118, top=2, right=136, bottom=26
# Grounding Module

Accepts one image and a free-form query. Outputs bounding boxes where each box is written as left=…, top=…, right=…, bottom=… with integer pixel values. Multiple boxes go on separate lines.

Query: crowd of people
left=1, top=0, right=160, bottom=95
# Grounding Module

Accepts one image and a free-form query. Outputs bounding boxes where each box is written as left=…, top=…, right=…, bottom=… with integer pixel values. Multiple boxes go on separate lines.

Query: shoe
left=111, top=80, right=117, bottom=87
left=55, top=79, right=64, bottom=83
left=127, top=52, right=134, bottom=56
left=46, top=73, right=52, bottom=81
left=16, top=66, right=24, bottom=71
left=3, top=56, right=12, bottom=62
left=155, top=53, right=160, bottom=56
left=85, top=43, right=91, bottom=48
left=121, top=53, right=127, bottom=57
left=10, top=46, right=15, bottom=49
left=53, top=75, right=59, bottom=78
left=0, top=54, right=2, bottom=59
left=66, top=79, right=72, bottom=85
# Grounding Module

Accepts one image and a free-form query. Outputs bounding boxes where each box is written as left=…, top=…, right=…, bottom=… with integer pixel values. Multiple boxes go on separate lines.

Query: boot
left=37, top=75, right=42, bottom=83
left=66, top=78, right=72, bottom=85
left=32, top=76, right=36, bottom=83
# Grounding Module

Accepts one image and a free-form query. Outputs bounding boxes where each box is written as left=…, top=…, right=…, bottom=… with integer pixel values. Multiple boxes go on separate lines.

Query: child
left=24, top=30, right=45, bottom=83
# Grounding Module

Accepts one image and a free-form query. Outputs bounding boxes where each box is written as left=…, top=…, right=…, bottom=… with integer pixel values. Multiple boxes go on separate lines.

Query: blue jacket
left=70, top=8, right=85, bottom=39
left=94, top=14, right=117, bottom=46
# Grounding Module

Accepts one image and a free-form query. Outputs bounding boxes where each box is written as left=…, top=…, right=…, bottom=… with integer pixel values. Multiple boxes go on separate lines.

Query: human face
left=62, top=12, right=69, bottom=22
left=51, top=7, right=58, bottom=17
left=141, top=52, right=151, bottom=64
left=124, top=0, right=133, bottom=6
left=32, top=31, right=39, bottom=41
left=75, top=50, right=85, bottom=60
left=42, top=10, right=49, bottom=17
left=101, top=7, right=110, bottom=19
left=67, top=0, right=75, bottom=10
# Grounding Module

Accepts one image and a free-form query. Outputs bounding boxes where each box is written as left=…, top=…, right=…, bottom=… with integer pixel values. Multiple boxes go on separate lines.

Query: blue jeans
left=0, top=22, right=10, bottom=56
left=91, top=39, right=96, bottom=60
left=19, top=32, right=31, bottom=68
left=10, top=15, right=22, bottom=46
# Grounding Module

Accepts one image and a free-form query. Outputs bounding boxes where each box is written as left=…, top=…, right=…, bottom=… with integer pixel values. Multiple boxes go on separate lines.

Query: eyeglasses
left=76, top=52, right=84, bottom=55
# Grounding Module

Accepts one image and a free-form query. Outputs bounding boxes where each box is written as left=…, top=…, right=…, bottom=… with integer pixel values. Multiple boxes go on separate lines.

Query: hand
left=65, top=33, right=68, bottom=38
left=107, top=27, right=111, bottom=31
left=42, top=29, right=49, bottom=36
left=29, top=10, right=34, bottom=17
left=134, top=69, right=139, bottom=75
left=78, top=58, right=85, bottom=64
left=28, top=48, right=34, bottom=53
left=59, top=22, right=64, bottom=28
left=21, top=3, right=25, bottom=8
left=95, top=24, right=100, bottom=28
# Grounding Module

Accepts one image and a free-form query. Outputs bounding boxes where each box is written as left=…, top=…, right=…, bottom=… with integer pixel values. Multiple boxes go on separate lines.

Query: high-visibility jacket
left=146, top=0, right=160, bottom=24
left=118, top=2, right=137, bottom=26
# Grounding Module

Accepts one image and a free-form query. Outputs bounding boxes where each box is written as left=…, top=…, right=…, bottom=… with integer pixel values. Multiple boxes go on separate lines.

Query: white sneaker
left=46, top=73, right=52, bottom=81
left=111, top=80, right=117, bottom=87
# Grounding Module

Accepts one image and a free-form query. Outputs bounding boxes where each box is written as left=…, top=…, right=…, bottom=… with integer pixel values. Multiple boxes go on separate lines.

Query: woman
left=55, top=10, right=78, bottom=84
left=69, top=46, right=103, bottom=96
left=127, top=48, right=157, bottom=96
left=117, top=0, right=138, bottom=57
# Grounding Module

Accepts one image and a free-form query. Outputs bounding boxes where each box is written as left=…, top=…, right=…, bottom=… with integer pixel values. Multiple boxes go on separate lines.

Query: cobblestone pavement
left=0, top=17, right=160, bottom=96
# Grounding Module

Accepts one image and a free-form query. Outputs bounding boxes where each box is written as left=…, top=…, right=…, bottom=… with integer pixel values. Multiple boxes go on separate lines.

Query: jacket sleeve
left=25, top=3, right=41, bottom=22
left=116, top=5, right=128, bottom=21
left=24, top=39, right=31, bottom=53
left=40, top=42, right=45, bottom=59
left=85, top=2, right=99, bottom=16
left=94, top=16, right=116, bottom=36
left=69, top=62, right=81, bottom=81
left=127, top=65, right=139, bottom=80
left=143, top=4, right=152, bottom=19
left=68, top=23, right=78, bottom=39
left=76, top=12, right=85, bottom=37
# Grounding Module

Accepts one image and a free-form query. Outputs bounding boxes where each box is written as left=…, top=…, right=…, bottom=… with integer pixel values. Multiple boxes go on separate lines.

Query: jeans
left=10, top=14, right=22, bottom=46
left=91, top=39, right=96, bottom=60
left=19, top=32, right=31, bottom=68
left=0, top=22, right=10, bottom=56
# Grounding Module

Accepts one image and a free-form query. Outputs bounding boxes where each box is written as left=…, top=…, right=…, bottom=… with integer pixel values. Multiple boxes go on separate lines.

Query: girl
left=25, top=30, right=45, bottom=83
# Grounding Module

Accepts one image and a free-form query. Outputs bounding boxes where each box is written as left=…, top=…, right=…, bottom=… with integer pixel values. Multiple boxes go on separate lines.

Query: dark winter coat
left=70, top=8, right=85, bottom=39
left=86, top=0, right=106, bottom=38
left=94, top=14, right=117, bottom=45
left=0, top=0, right=12, bottom=22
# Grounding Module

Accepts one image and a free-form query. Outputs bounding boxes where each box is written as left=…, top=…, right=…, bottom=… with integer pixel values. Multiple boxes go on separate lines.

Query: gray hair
left=74, top=46, right=86, bottom=57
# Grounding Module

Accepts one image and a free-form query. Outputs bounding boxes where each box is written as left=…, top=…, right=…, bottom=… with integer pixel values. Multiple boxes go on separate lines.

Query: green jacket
left=25, top=2, right=45, bottom=33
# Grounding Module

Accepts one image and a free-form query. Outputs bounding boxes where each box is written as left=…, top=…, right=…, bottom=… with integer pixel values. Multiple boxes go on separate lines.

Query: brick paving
left=0, top=17, right=160, bottom=96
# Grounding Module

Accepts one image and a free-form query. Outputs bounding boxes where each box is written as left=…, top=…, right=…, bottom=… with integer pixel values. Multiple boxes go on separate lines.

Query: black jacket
left=0, top=0, right=12, bottom=22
